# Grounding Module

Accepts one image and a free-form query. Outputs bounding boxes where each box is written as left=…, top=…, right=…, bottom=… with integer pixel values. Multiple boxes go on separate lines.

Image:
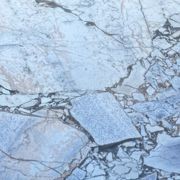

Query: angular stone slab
left=0, top=112, right=89, bottom=179
left=70, top=93, right=140, bottom=146
left=144, top=134, right=180, bottom=173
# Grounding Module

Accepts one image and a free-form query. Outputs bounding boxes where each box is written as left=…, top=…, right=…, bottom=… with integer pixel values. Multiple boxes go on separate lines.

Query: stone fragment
left=71, top=93, right=140, bottom=146
left=131, top=151, right=144, bottom=161
left=176, top=118, right=180, bottom=125
left=86, top=163, right=95, bottom=174
left=172, top=30, right=180, bottom=39
left=67, top=168, right=86, bottom=180
left=146, top=86, right=155, bottom=96
left=131, top=95, right=180, bottom=122
left=106, top=152, right=113, bottom=162
left=144, top=134, right=180, bottom=173
left=0, top=112, right=89, bottom=179
left=92, top=166, right=106, bottom=177
left=133, top=92, right=145, bottom=101
left=112, top=163, right=130, bottom=175
left=146, top=124, right=164, bottom=133
left=141, top=173, right=157, bottom=180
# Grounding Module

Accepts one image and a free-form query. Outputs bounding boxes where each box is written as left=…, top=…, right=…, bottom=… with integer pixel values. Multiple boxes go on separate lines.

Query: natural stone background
left=0, top=0, right=180, bottom=179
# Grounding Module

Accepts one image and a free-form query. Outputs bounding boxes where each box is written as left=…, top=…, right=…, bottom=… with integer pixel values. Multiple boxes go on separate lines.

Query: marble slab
left=0, top=0, right=180, bottom=179
left=71, top=92, right=140, bottom=146
left=0, top=112, right=89, bottom=179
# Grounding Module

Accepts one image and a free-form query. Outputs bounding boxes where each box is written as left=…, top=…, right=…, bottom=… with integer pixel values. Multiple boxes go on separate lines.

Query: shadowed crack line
left=35, top=0, right=125, bottom=45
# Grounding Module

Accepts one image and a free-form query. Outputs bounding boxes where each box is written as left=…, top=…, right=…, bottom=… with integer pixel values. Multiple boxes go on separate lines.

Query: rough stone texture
left=0, top=0, right=180, bottom=179
left=71, top=93, right=140, bottom=145
left=0, top=112, right=89, bottom=179
left=144, top=134, right=180, bottom=174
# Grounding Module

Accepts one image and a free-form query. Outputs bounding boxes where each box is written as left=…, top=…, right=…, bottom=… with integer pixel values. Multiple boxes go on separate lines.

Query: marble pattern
left=0, top=112, right=89, bottom=179
left=0, top=0, right=180, bottom=179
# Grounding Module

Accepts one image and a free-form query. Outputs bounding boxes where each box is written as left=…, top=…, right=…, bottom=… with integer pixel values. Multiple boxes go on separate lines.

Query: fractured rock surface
left=0, top=0, right=180, bottom=179
left=0, top=0, right=136, bottom=93
left=71, top=93, right=140, bottom=145
left=0, top=112, right=89, bottom=179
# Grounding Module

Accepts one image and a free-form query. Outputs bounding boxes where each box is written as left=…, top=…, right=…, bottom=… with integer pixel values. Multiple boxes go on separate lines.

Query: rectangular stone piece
left=70, top=92, right=140, bottom=146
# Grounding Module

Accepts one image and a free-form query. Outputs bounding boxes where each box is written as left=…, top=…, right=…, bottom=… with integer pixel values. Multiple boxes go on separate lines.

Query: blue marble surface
left=0, top=0, right=180, bottom=179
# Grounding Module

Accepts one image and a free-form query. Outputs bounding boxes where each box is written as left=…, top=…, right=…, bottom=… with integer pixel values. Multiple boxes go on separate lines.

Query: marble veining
left=0, top=0, right=180, bottom=179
